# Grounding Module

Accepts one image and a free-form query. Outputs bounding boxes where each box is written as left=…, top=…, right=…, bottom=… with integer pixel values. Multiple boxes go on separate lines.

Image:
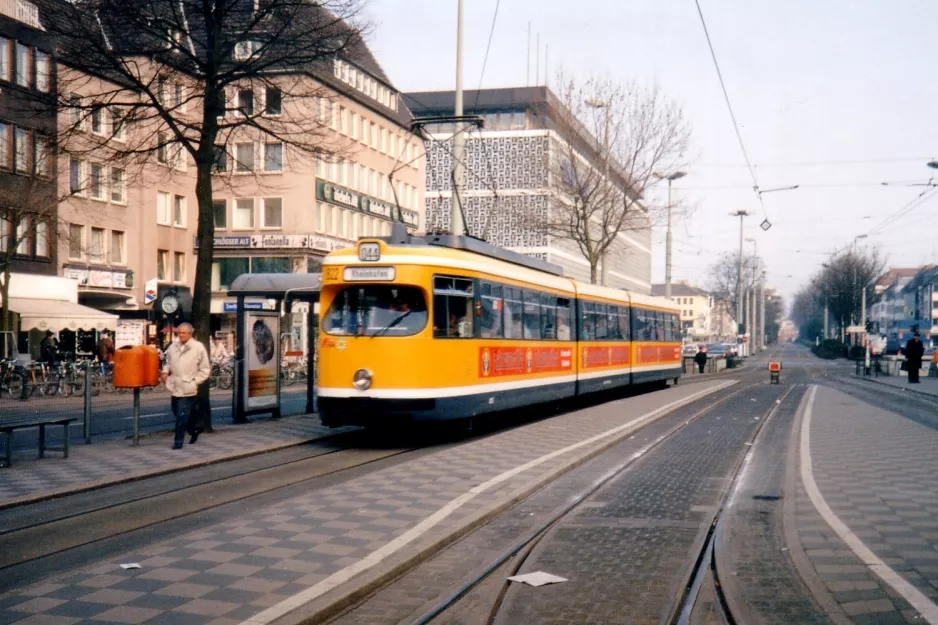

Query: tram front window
left=323, top=286, right=427, bottom=336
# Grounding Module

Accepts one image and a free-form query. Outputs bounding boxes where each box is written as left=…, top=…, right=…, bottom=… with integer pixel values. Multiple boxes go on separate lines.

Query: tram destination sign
left=343, top=266, right=395, bottom=282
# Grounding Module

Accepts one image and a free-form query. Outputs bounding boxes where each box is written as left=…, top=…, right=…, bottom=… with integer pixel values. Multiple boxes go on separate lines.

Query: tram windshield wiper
left=369, top=310, right=412, bottom=338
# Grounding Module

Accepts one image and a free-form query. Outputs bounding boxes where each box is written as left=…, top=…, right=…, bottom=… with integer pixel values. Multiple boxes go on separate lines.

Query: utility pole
left=587, top=99, right=612, bottom=285
left=451, top=0, right=466, bottom=236
left=663, top=171, right=686, bottom=299
left=746, top=237, right=758, bottom=351
left=730, top=210, right=750, bottom=345
left=759, top=272, right=766, bottom=350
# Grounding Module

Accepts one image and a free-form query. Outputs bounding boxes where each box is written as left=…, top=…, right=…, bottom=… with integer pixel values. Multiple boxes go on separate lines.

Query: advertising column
left=243, top=311, right=281, bottom=411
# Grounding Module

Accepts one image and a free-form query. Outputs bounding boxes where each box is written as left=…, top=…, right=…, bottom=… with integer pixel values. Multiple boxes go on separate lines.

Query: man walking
left=903, top=333, right=925, bottom=384
left=160, top=323, right=211, bottom=449
left=694, top=348, right=708, bottom=374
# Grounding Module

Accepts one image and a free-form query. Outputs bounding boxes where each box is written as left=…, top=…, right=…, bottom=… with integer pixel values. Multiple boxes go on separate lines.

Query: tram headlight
left=352, top=368, right=373, bottom=390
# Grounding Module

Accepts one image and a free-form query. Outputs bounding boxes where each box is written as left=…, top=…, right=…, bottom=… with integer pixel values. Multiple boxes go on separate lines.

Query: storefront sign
left=243, top=311, right=280, bottom=410
left=223, top=301, right=264, bottom=312
left=64, top=267, right=89, bottom=285
left=318, top=181, right=419, bottom=228
left=88, top=270, right=113, bottom=288
left=195, top=235, right=253, bottom=249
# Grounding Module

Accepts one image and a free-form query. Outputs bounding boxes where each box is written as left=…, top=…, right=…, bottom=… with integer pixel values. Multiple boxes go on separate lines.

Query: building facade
left=651, top=281, right=712, bottom=341
left=209, top=55, right=425, bottom=347
left=870, top=267, right=918, bottom=335
left=405, top=87, right=652, bottom=294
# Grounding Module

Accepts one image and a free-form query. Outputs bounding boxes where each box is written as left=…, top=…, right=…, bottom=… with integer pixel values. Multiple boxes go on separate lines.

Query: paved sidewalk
left=0, top=380, right=732, bottom=625
left=0, top=415, right=341, bottom=508
left=791, top=384, right=938, bottom=624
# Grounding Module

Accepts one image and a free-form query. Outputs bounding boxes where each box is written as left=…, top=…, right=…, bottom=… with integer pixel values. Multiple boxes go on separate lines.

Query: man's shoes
left=189, top=429, right=201, bottom=444
left=172, top=442, right=183, bottom=450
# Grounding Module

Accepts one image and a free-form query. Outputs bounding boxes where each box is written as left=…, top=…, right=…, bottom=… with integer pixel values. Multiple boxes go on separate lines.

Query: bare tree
left=540, top=74, right=690, bottom=284
left=706, top=252, right=762, bottom=329
left=35, top=0, right=366, bottom=425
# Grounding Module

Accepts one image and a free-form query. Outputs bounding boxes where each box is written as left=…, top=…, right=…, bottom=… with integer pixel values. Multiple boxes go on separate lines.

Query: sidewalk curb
left=0, top=427, right=343, bottom=512
left=267, top=381, right=738, bottom=625
left=854, top=375, right=938, bottom=401
left=780, top=386, right=853, bottom=625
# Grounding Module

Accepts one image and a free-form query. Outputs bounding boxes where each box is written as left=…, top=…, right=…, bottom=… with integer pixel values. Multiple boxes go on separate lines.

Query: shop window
left=432, top=276, right=473, bottom=338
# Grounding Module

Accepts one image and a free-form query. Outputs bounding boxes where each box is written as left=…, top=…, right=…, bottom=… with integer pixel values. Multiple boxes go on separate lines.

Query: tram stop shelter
left=227, top=273, right=322, bottom=424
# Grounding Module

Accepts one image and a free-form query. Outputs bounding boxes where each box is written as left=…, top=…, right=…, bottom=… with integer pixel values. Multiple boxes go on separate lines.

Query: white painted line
left=800, top=385, right=938, bottom=623
left=238, top=379, right=737, bottom=625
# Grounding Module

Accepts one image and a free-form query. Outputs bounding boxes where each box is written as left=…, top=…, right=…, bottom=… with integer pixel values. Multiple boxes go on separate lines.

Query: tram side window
left=433, top=276, right=474, bottom=338
left=541, top=294, right=557, bottom=340
left=594, top=303, right=608, bottom=340
left=503, top=287, right=524, bottom=339
left=666, top=312, right=677, bottom=342
left=480, top=282, right=504, bottom=338
left=619, top=306, right=631, bottom=341
left=557, top=298, right=572, bottom=340
left=523, top=291, right=541, bottom=340
left=580, top=302, right=594, bottom=340
left=606, top=306, right=622, bottom=340
left=671, top=313, right=680, bottom=342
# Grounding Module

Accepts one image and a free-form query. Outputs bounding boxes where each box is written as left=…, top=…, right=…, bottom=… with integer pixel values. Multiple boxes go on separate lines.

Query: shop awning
left=6, top=297, right=118, bottom=333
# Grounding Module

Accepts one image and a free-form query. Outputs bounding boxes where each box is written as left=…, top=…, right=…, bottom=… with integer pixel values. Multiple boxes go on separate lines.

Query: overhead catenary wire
left=472, top=0, right=501, bottom=113
left=693, top=0, right=766, bottom=216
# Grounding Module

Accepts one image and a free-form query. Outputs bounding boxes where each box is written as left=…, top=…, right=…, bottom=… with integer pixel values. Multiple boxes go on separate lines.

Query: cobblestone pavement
left=792, top=383, right=938, bottom=624
left=488, top=383, right=788, bottom=625
left=715, top=382, right=832, bottom=624
left=324, top=377, right=759, bottom=625
left=0, top=381, right=732, bottom=625
left=0, top=415, right=343, bottom=506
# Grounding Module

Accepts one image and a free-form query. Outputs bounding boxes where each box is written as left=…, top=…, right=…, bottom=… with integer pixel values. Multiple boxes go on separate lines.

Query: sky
left=361, top=0, right=938, bottom=306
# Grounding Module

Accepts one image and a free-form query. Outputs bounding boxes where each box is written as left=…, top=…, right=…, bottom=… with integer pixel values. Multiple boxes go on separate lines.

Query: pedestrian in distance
left=694, top=348, right=708, bottom=374
left=160, top=322, right=211, bottom=450
left=40, top=331, right=58, bottom=367
left=97, top=331, right=115, bottom=363
left=902, top=333, right=925, bottom=384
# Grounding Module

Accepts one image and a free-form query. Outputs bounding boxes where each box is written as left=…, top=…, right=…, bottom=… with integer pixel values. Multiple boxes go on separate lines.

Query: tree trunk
left=192, top=157, right=216, bottom=430
left=590, top=260, right=598, bottom=285
left=0, top=266, right=10, bottom=332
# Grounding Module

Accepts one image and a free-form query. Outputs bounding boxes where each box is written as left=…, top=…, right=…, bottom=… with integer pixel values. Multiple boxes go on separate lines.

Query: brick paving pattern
left=716, top=384, right=831, bottom=624
left=492, top=385, right=787, bottom=625
left=0, top=382, right=730, bottom=625
left=0, top=415, right=339, bottom=505
left=327, top=384, right=728, bottom=625
left=793, top=384, right=938, bottom=623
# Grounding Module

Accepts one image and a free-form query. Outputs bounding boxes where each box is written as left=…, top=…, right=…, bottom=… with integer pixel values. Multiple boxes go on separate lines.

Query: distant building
left=651, top=281, right=712, bottom=341
left=900, top=265, right=938, bottom=338
left=870, top=267, right=919, bottom=335
left=405, top=86, right=652, bottom=293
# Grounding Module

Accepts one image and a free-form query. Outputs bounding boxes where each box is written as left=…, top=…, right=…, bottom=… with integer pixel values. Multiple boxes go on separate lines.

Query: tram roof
left=227, top=273, right=322, bottom=300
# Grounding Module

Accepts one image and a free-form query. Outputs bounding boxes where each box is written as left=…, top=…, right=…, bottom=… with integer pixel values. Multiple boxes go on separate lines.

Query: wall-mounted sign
left=223, top=301, right=265, bottom=312
left=144, top=278, right=158, bottom=304
left=317, top=181, right=419, bottom=228
left=65, top=267, right=133, bottom=289
left=196, top=233, right=350, bottom=253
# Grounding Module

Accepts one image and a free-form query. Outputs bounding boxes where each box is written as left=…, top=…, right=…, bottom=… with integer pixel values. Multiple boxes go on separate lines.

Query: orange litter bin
left=113, top=345, right=161, bottom=447
left=768, top=361, right=781, bottom=384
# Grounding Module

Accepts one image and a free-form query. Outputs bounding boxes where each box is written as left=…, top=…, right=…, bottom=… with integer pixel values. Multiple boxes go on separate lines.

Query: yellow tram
left=317, top=230, right=681, bottom=427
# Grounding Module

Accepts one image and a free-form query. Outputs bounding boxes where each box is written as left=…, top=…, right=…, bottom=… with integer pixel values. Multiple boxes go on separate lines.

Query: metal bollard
left=132, top=387, right=141, bottom=446
left=83, top=363, right=92, bottom=444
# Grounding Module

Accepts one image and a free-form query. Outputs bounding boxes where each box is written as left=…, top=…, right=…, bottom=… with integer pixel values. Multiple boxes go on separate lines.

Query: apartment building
left=405, top=86, right=651, bottom=293
left=652, top=281, right=713, bottom=341
left=209, top=53, right=425, bottom=336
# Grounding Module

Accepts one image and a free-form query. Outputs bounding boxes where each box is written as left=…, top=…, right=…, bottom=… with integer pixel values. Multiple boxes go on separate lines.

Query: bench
left=1, top=417, right=76, bottom=468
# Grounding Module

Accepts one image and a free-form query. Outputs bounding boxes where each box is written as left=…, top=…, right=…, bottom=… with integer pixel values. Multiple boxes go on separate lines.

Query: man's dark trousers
left=171, top=396, right=196, bottom=446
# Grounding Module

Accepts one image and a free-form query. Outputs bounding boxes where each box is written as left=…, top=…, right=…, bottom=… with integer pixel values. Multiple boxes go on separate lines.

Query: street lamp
left=729, top=210, right=752, bottom=343
left=927, top=160, right=938, bottom=170
left=655, top=171, right=686, bottom=299
left=586, top=99, right=611, bottom=286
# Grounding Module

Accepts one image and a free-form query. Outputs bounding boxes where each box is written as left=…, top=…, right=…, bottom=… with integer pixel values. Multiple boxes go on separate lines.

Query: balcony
left=0, top=0, right=41, bottom=29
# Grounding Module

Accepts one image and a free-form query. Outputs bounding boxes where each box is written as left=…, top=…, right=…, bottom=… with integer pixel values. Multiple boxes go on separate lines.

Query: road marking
left=800, top=385, right=938, bottom=624
left=238, top=379, right=737, bottom=625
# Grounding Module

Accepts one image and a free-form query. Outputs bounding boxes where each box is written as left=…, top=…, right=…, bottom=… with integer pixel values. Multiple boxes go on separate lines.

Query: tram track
left=400, top=378, right=775, bottom=625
